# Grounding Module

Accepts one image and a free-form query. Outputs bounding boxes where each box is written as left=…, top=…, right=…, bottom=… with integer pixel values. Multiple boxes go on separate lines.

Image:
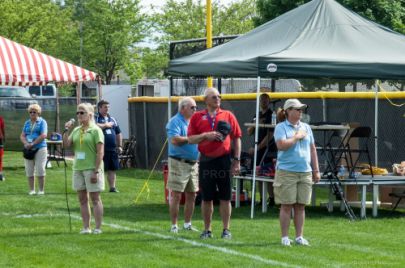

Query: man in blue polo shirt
left=96, top=100, right=123, bottom=193
left=166, top=97, right=199, bottom=233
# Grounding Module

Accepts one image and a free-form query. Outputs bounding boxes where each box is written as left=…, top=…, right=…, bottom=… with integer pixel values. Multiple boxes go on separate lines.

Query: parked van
left=27, top=84, right=57, bottom=98
left=0, top=86, right=37, bottom=110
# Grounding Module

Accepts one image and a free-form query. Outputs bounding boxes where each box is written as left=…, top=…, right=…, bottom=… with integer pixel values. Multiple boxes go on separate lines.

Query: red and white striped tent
left=0, top=35, right=96, bottom=86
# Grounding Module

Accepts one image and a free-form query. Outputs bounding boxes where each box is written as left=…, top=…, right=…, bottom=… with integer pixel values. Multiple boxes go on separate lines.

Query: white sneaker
left=281, top=237, right=293, bottom=246
left=170, top=225, right=178, bottom=233
left=28, top=190, right=36, bottom=195
left=79, top=228, right=92, bottom=234
left=37, top=191, right=45, bottom=195
left=295, top=237, right=310, bottom=246
left=93, top=229, right=102, bottom=234
left=183, top=224, right=198, bottom=231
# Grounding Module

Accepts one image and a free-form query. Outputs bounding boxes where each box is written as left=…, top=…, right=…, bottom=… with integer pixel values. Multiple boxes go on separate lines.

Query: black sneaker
left=0, top=174, right=4, bottom=181
left=109, top=187, right=119, bottom=193
left=200, top=230, right=213, bottom=239
left=221, top=229, right=232, bottom=239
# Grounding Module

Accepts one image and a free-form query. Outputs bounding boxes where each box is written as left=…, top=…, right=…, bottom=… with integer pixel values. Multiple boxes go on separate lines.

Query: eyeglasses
left=76, top=111, right=86, bottom=115
left=190, top=106, right=197, bottom=110
left=29, top=111, right=37, bottom=114
left=211, top=95, right=221, bottom=100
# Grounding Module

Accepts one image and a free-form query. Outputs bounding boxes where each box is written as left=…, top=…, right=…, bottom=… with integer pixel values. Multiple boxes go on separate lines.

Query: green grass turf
left=0, top=151, right=404, bottom=267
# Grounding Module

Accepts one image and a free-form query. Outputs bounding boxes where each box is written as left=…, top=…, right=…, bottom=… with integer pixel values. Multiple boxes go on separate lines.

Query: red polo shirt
left=188, top=108, right=242, bottom=158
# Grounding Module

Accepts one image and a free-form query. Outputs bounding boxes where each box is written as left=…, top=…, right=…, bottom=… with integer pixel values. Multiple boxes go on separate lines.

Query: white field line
left=6, top=212, right=299, bottom=268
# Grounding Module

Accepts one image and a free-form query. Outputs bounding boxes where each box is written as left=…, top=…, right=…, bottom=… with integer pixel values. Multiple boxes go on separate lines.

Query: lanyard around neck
left=206, top=111, right=216, bottom=130
left=79, top=127, right=86, bottom=147
left=30, top=121, right=37, bottom=135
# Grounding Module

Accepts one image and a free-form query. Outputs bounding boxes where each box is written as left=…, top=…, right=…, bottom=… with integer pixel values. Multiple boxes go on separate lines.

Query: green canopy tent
left=168, top=0, right=405, bottom=218
left=168, top=0, right=405, bottom=79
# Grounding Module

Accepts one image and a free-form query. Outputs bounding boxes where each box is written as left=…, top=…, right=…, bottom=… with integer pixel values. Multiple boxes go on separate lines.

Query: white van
left=27, top=84, right=57, bottom=98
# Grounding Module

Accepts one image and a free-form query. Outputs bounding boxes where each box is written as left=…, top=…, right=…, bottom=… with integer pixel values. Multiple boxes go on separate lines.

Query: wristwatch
left=232, top=157, right=241, bottom=161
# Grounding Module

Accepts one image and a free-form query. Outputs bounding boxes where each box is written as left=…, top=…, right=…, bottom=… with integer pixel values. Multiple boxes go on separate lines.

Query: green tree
left=0, top=0, right=76, bottom=61
left=144, top=0, right=255, bottom=79
left=253, top=0, right=308, bottom=26
left=65, top=0, right=146, bottom=84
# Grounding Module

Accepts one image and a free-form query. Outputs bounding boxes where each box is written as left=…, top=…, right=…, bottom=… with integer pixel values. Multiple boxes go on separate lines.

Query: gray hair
left=178, top=97, right=194, bottom=111
left=27, top=103, right=42, bottom=114
left=77, top=102, right=95, bottom=123
left=203, top=87, right=219, bottom=99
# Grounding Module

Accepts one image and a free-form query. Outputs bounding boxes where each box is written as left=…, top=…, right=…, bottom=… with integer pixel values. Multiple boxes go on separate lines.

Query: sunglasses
left=29, top=111, right=37, bottom=114
left=190, top=106, right=197, bottom=110
left=76, top=111, right=87, bottom=115
left=211, top=95, right=221, bottom=100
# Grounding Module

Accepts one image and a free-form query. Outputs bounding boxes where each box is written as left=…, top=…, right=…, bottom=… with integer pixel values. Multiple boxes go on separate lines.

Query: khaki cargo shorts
left=167, top=158, right=198, bottom=193
left=273, top=169, right=313, bottom=205
left=73, top=169, right=105, bottom=192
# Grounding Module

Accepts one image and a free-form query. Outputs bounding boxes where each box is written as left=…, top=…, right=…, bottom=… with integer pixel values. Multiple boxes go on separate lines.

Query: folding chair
left=338, top=126, right=374, bottom=177
left=320, top=128, right=350, bottom=174
left=119, top=136, right=137, bottom=168
left=389, top=190, right=405, bottom=213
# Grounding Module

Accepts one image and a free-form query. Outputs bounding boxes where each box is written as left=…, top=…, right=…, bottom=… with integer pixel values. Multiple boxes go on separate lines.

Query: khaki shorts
left=24, top=147, right=47, bottom=177
left=167, top=158, right=198, bottom=193
left=273, top=170, right=313, bottom=205
left=73, top=169, right=105, bottom=192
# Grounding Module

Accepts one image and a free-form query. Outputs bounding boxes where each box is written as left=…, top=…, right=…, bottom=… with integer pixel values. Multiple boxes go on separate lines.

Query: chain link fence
left=130, top=94, right=405, bottom=172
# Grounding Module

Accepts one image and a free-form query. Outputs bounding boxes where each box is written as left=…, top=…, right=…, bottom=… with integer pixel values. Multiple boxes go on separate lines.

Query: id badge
left=106, top=129, right=112, bottom=135
left=77, top=152, right=86, bottom=160
left=27, top=137, right=33, bottom=143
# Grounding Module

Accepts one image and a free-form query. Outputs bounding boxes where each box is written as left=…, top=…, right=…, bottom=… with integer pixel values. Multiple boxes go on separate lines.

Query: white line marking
left=6, top=212, right=298, bottom=268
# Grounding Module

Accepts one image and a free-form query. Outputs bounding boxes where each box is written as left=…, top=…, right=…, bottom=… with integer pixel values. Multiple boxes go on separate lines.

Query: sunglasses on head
left=76, top=111, right=86, bottom=115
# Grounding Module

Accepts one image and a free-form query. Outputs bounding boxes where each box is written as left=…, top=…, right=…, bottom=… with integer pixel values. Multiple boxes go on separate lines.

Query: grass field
left=0, top=151, right=404, bottom=267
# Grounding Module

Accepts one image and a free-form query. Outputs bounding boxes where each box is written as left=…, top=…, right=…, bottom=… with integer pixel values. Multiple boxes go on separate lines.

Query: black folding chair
left=337, top=126, right=374, bottom=177
left=319, top=128, right=349, bottom=175
left=119, top=136, right=137, bottom=168
left=389, top=190, right=405, bottom=214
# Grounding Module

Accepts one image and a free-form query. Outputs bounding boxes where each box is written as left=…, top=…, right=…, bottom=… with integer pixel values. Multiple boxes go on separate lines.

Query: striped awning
left=0, top=36, right=96, bottom=86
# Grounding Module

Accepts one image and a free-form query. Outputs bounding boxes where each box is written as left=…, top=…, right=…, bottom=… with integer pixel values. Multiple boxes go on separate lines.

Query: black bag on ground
left=23, top=148, right=39, bottom=160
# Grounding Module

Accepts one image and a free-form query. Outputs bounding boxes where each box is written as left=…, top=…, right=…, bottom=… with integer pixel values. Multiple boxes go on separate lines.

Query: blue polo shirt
left=22, top=117, right=48, bottom=149
left=95, top=114, right=121, bottom=152
left=166, top=113, right=198, bottom=161
left=274, top=120, right=314, bottom=172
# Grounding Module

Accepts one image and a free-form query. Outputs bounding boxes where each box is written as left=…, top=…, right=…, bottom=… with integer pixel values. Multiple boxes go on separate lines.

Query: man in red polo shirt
left=188, top=87, right=242, bottom=239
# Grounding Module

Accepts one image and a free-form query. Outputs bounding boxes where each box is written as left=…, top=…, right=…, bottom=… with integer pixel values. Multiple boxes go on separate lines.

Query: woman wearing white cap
left=273, top=99, right=320, bottom=246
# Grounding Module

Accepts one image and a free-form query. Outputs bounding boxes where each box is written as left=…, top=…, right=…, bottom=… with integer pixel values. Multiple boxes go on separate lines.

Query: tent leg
left=250, top=76, right=261, bottom=219
left=374, top=80, right=379, bottom=167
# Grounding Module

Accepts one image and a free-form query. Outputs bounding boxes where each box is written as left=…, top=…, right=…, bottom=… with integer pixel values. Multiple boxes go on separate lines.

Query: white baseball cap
left=283, top=99, right=307, bottom=110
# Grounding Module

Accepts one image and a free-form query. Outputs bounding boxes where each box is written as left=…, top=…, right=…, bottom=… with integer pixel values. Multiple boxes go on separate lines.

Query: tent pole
left=250, top=76, right=261, bottom=219
left=56, top=86, right=60, bottom=133
left=322, top=99, right=327, bottom=122
left=374, top=79, right=379, bottom=167
left=168, top=77, right=173, bottom=122
left=97, top=76, right=102, bottom=102
left=76, top=83, right=81, bottom=105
